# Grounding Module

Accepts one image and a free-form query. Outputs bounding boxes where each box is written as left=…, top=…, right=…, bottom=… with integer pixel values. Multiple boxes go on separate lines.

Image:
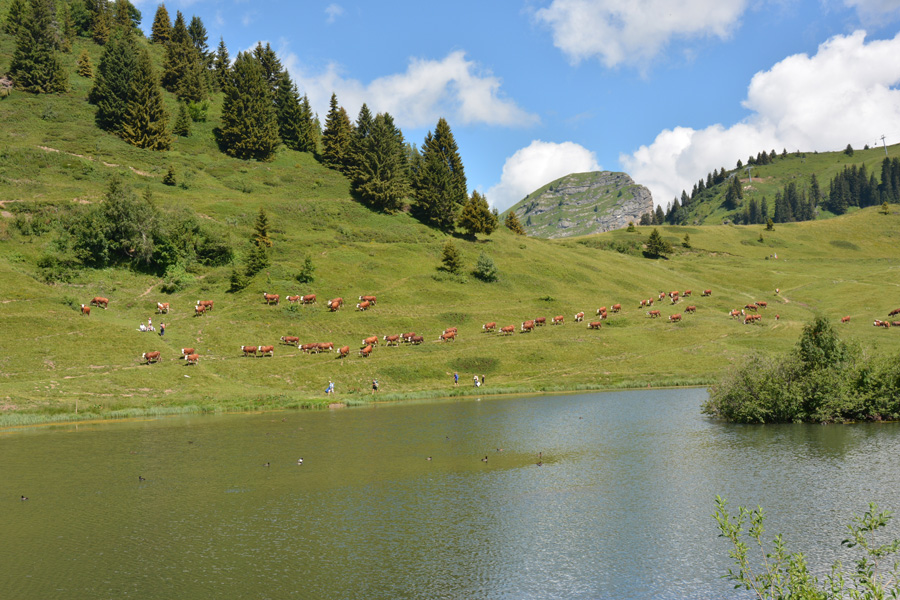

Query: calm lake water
left=3, top=388, right=900, bottom=599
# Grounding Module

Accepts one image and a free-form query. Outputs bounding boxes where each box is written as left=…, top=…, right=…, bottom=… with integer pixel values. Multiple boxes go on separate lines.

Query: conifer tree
left=76, top=48, right=93, bottom=78
left=219, top=51, right=280, bottom=161
left=162, top=10, right=206, bottom=101
left=412, top=118, right=468, bottom=231
left=113, top=0, right=133, bottom=31
left=349, top=112, right=409, bottom=213
left=89, top=31, right=138, bottom=132
left=10, top=0, right=68, bottom=93
left=321, top=93, right=354, bottom=171
left=645, top=228, right=673, bottom=258
left=274, top=70, right=305, bottom=151
left=440, top=240, right=463, bottom=274
left=187, top=15, right=210, bottom=64
left=163, top=165, right=176, bottom=186
left=473, top=252, right=498, bottom=282
left=505, top=211, right=526, bottom=235
left=252, top=42, right=283, bottom=95
left=150, top=3, right=171, bottom=44
left=296, top=94, right=319, bottom=153
left=91, top=0, right=110, bottom=44
left=58, top=2, right=74, bottom=52
left=3, top=0, right=28, bottom=37
left=173, top=101, right=191, bottom=137
left=760, top=197, right=768, bottom=221
left=458, top=191, right=498, bottom=239
left=213, top=37, right=230, bottom=90
left=639, top=212, right=652, bottom=226
left=120, top=47, right=171, bottom=150
left=654, top=205, right=665, bottom=225
left=245, top=207, right=272, bottom=276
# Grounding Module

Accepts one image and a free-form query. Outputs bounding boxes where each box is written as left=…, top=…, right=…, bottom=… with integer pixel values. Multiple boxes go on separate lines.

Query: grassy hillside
left=2, top=24, right=900, bottom=425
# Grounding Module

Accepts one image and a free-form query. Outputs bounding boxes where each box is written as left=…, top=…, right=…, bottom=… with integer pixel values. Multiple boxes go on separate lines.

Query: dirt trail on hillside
left=37, top=145, right=154, bottom=177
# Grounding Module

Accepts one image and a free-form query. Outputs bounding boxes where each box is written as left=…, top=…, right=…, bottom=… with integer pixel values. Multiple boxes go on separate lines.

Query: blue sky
left=135, top=0, right=900, bottom=210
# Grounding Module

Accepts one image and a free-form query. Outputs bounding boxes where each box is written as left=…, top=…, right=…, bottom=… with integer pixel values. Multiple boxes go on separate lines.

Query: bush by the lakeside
left=703, top=316, right=900, bottom=423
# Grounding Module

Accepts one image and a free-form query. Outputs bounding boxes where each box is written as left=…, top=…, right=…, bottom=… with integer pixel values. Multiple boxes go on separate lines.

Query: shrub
left=163, top=165, right=176, bottom=186
left=159, top=263, right=192, bottom=293
left=295, top=254, right=316, bottom=284
left=472, top=252, right=498, bottom=282
left=440, top=240, right=463, bottom=275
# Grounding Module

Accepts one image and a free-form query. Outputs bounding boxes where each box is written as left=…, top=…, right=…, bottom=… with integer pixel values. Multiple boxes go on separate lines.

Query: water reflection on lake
left=3, top=388, right=900, bottom=599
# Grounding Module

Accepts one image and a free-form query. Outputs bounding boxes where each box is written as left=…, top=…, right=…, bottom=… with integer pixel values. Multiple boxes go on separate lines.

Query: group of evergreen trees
left=824, top=158, right=900, bottom=215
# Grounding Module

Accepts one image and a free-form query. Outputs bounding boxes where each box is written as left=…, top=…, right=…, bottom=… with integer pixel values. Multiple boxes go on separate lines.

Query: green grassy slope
left=2, top=26, right=900, bottom=423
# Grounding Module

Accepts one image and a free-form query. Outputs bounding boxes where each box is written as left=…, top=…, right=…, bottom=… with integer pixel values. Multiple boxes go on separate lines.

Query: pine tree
left=119, top=47, right=171, bottom=150
left=9, top=0, right=69, bottom=94
left=252, top=42, right=283, bottom=95
left=58, top=2, right=74, bottom=52
left=150, top=3, right=170, bottom=43
left=645, top=228, right=672, bottom=258
left=76, top=49, right=93, bottom=78
left=162, top=10, right=206, bottom=101
left=458, top=191, right=498, bottom=239
left=91, top=0, right=110, bottom=45
left=638, top=212, right=652, bottom=226
left=440, top=240, right=463, bottom=274
left=681, top=233, right=691, bottom=248
left=748, top=197, right=760, bottom=225
left=809, top=174, right=822, bottom=208
left=113, top=0, right=133, bottom=31
left=412, top=118, right=468, bottom=231
left=89, top=31, right=138, bottom=132
left=3, top=0, right=28, bottom=37
left=173, top=101, right=191, bottom=137
left=245, top=207, right=272, bottom=276
left=505, top=211, right=526, bottom=235
left=162, top=165, right=176, bottom=186
left=296, top=94, right=319, bottom=153
left=213, top=37, right=230, bottom=90
left=274, top=71, right=305, bottom=151
left=760, top=197, right=769, bottom=222
left=321, top=93, right=354, bottom=171
left=349, top=112, right=410, bottom=213
left=219, top=51, right=280, bottom=161
left=295, top=255, right=316, bottom=284
left=654, top=205, right=665, bottom=225
left=187, top=15, right=210, bottom=64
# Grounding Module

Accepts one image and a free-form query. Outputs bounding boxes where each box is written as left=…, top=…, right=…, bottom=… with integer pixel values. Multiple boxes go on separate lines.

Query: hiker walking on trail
left=454, top=372, right=459, bottom=386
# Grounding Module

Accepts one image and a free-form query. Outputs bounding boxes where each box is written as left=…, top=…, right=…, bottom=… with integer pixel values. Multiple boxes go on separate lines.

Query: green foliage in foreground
left=703, top=317, right=900, bottom=423
left=715, top=497, right=900, bottom=599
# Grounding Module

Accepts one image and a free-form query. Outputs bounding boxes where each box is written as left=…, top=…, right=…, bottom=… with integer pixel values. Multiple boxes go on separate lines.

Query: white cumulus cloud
left=284, top=50, right=538, bottom=129
left=486, top=141, right=601, bottom=212
left=535, top=0, right=749, bottom=67
left=621, top=30, right=900, bottom=207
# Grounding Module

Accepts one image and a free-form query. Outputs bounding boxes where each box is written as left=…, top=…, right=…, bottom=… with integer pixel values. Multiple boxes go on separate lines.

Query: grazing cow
left=552, top=315, right=564, bottom=324
left=194, top=304, right=206, bottom=316
left=500, top=325, right=515, bottom=335
left=259, top=345, right=275, bottom=357
left=241, top=346, right=258, bottom=357
left=317, top=342, right=335, bottom=352
left=588, top=321, right=602, bottom=329
left=658, top=293, right=666, bottom=301
left=640, top=299, right=648, bottom=308
left=327, top=298, right=343, bottom=311
left=359, top=295, right=377, bottom=305
left=702, top=289, right=712, bottom=297
left=597, top=307, right=607, bottom=315
left=301, top=294, right=317, bottom=305
left=156, top=302, right=169, bottom=314
left=757, top=301, right=768, bottom=309
left=535, top=317, right=546, bottom=326
left=90, top=297, right=109, bottom=309
left=744, top=314, right=762, bottom=324
left=647, top=310, right=661, bottom=318
left=287, top=295, right=301, bottom=304
left=730, top=309, right=742, bottom=319
left=599, top=312, right=608, bottom=320
left=775, top=314, right=780, bottom=321
left=263, top=292, right=280, bottom=305
left=180, top=347, right=195, bottom=359
left=841, top=316, right=851, bottom=323
left=356, top=300, right=371, bottom=311
left=521, top=320, right=535, bottom=332
left=196, top=300, right=214, bottom=311
left=775, top=288, right=780, bottom=295
left=483, top=322, right=497, bottom=332
left=574, top=312, right=585, bottom=322
left=185, top=353, right=199, bottom=365
left=669, top=313, right=682, bottom=322
left=80, top=304, right=90, bottom=316
left=362, top=336, right=379, bottom=347
left=683, top=290, right=692, bottom=297
left=338, top=346, right=350, bottom=359
left=401, top=332, right=416, bottom=343
left=383, top=334, right=401, bottom=346
left=281, top=336, right=300, bottom=345
left=745, top=303, right=758, bottom=312
left=889, top=309, right=900, bottom=317
left=300, top=343, right=318, bottom=353
left=611, top=304, right=622, bottom=313
left=685, top=305, right=696, bottom=313
left=443, top=327, right=457, bottom=336
left=360, top=344, right=373, bottom=357
left=142, top=351, right=160, bottom=363
left=410, top=335, right=424, bottom=345
left=440, top=331, right=456, bottom=342
left=893, top=321, right=900, bottom=328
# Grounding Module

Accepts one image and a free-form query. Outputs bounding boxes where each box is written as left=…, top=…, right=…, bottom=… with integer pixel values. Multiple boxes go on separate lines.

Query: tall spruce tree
left=119, top=47, right=171, bottom=150
left=349, top=112, right=409, bottom=213
left=458, top=191, right=498, bottom=239
left=3, top=0, right=28, bottom=36
left=150, top=3, right=171, bottom=44
left=76, top=48, right=93, bottom=78
left=58, top=2, right=74, bottom=52
left=213, top=37, right=230, bottom=90
left=411, top=117, right=467, bottom=231
left=273, top=70, right=305, bottom=151
left=162, top=10, right=206, bottom=101
left=187, top=15, right=210, bottom=64
left=296, top=94, right=319, bottom=153
left=505, top=211, right=526, bottom=235
left=173, top=101, right=191, bottom=137
left=9, top=0, right=68, bottom=94
left=89, top=31, right=137, bottom=132
left=321, top=93, right=353, bottom=171
left=91, top=0, right=110, bottom=44
left=252, top=42, right=283, bottom=96
left=645, top=228, right=673, bottom=258
left=219, top=51, right=280, bottom=161
left=347, top=103, right=374, bottom=174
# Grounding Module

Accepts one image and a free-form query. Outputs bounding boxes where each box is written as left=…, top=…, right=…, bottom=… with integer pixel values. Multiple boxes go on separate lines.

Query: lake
left=3, top=388, right=900, bottom=599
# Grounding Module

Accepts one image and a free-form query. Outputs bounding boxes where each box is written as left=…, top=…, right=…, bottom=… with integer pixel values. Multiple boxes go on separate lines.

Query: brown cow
left=301, top=294, right=317, bottom=305
left=338, top=346, right=350, bottom=359
left=730, top=309, right=742, bottom=319
left=156, top=302, right=170, bottom=314
left=281, top=336, right=300, bottom=345
left=401, top=332, right=416, bottom=343
left=670, top=291, right=680, bottom=298
left=180, top=347, right=195, bottom=359
left=669, top=313, right=682, bottom=322
left=194, top=304, right=206, bottom=316
left=80, top=304, right=91, bottom=316
left=702, top=289, right=712, bottom=297
left=841, top=316, right=851, bottom=323
left=317, top=342, right=335, bottom=352
left=300, top=343, right=318, bottom=353
left=241, top=345, right=258, bottom=357
left=757, top=301, right=768, bottom=309
left=328, top=298, right=343, bottom=311
left=683, top=290, right=692, bottom=297
left=889, top=309, right=900, bottom=317
left=142, top=351, right=160, bottom=363
left=552, top=315, right=564, bottom=324
left=611, top=304, right=622, bottom=313
left=775, top=314, right=780, bottom=321
left=362, top=336, right=379, bottom=347
left=534, top=317, right=546, bottom=326
left=383, top=334, right=401, bottom=346
left=588, top=321, right=602, bottom=329
left=745, top=303, right=758, bottom=311
left=410, top=335, right=424, bottom=344
left=287, top=295, right=301, bottom=304
left=685, top=305, right=696, bottom=313
left=185, top=353, right=199, bottom=365
left=574, top=312, right=584, bottom=322
left=744, top=314, right=762, bottom=324
left=599, top=312, right=608, bottom=320
left=440, top=331, right=456, bottom=342
left=259, top=345, right=275, bottom=357
left=893, top=321, right=900, bottom=328
left=658, top=293, right=666, bottom=301
left=500, top=325, right=515, bottom=335
left=444, top=327, right=458, bottom=334
left=483, top=322, right=497, bottom=332
left=597, top=307, right=607, bottom=315
left=359, top=295, right=377, bottom=305
left=196, top=300, right=214, bottom=311
left=356, top=300, right=371, bottom=311
left=90, top=297, right=109, bottom=309
left=521, top=320, right=535, bottom=332
left=263, top=292, right=280, bottom=305
left=647, top=310, right=661, bottom=318
left=360, top=344, right=373, bottom=357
